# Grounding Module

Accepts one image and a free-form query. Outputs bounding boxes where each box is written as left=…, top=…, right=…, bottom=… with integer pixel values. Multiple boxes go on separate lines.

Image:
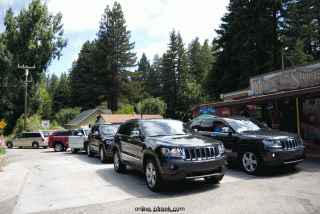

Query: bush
left=0, top=147, right=5, bottom=155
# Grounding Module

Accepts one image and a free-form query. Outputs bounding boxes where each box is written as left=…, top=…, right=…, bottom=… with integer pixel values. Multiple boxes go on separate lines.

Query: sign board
left=0, top=121, right=7, bottom=129
left=41, top=120, right=50, bottom=129
left=250, top=62, right=320, bottom=96
left=199, top=107, right=215, bottom=114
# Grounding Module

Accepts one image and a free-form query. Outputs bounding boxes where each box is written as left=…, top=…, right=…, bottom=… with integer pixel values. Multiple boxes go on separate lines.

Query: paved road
left=1, top=148, right=320, bottom=214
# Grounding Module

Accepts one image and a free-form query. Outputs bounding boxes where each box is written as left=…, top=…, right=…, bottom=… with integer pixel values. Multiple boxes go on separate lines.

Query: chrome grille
left=281, top=139, right=303, bottom=150
left=185, top=147, right=220, bottom=160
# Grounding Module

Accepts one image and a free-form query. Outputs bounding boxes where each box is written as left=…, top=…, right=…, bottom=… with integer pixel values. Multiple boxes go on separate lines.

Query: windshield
left=84, top=129, right=90, bottom=135
left=101, top=125, right=120, bottom=135
left=142, top=120, right=194, bottom=137
left=224, top=118, right=269, bottom=133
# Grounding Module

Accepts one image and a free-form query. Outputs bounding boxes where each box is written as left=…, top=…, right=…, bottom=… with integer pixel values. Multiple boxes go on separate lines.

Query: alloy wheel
left=242, top=151, right=258, bottom=173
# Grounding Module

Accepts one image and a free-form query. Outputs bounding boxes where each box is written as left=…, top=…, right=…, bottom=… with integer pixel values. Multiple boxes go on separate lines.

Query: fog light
left=272, top=153, right=276, bottom=158
left=170, top=165, right=175, bottom=169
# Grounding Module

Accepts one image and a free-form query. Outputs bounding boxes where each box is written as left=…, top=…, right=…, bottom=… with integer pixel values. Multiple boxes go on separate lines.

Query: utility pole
left=18, top=65, right=35, bottom=132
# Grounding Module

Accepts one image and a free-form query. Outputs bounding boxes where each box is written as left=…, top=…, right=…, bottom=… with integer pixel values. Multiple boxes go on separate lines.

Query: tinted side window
left=199, top=120, right=215, bottom=132
left=118, top=123, right=134, bottom=136
left=55, top=132, right=68, bottom=136
left=190, top=120, right=201, bottom=130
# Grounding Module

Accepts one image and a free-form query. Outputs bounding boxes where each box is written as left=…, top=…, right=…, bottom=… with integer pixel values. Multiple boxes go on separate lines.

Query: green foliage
left=0, top=147, right=5, bottom=155
left=54, top=107, right=81, bottom=128
left=115, top=104, right=134, bottom=114
left=97, top=101, right=109, bottom=110
left=288, top=39, right=314, bottom=66
left=13, top=114, right=42, bottom=135
left=139, top=97, right=166, bottom=116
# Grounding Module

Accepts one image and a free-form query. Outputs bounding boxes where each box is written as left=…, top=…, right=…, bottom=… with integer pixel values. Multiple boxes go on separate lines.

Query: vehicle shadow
left=96, top=167, right=221, bottom=198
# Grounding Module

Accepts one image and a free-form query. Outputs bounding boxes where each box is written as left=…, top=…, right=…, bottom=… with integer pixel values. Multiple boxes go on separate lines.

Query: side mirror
left=94, top=131, right=99, bottom=135
left=222, top=127, right=232, bottom=135
left=194, top=129, right=199, bottom=134
left=130, top=131, right=144, bottom=140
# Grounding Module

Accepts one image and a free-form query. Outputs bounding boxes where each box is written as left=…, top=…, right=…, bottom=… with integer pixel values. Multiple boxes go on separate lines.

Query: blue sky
left=1, top=0, right=229, bottom=78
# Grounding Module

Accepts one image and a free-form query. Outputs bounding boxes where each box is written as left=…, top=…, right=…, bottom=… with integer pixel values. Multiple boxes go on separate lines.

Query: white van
left=6, top=132, right=48, bottom=149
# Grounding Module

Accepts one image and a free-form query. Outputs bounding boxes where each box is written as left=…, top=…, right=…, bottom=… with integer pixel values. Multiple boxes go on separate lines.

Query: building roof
left=66, top=108, right=112, bottom=126
left=98, top=114, right=163, bottom=124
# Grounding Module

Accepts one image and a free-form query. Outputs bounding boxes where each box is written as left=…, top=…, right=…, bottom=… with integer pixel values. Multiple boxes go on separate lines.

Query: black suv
left=87, top=124, right=120, bottom=163
left=190, top=117, right=306, bottom=174
left=113, top=119, right=227, bottom=191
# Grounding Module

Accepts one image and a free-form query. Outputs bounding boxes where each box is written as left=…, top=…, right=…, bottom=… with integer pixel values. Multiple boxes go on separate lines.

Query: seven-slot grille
left=185, top=147, right=220, bottom=160
left=281, top=139, right=303, bottom=150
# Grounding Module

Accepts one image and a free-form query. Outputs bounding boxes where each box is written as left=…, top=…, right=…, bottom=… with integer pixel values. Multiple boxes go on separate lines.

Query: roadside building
left=66, top=108, right=112, bottom=129
left=192, top=61, right=320, bottom=145
left=96, top=114, right=163, bottom=124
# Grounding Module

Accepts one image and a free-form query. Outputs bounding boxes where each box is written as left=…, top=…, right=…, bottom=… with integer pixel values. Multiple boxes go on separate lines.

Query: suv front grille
left=185, top=147, right=220, bottom=160
left=281, top=139, right=303, bottom=150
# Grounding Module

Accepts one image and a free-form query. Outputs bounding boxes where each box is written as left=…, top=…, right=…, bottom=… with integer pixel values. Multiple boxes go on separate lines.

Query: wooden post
left=296, top=98, right=300, bottom=135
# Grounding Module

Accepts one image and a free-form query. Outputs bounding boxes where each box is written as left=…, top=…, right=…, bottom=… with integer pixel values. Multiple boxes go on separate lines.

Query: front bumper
left=262, top=146, right=305, bottom=167
left=159, top=154, right=227, bottom=182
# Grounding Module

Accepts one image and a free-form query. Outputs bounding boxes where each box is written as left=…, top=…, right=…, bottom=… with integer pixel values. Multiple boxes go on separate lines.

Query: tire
left=241, top=149, right=262, bottom=174
left=145, top=159, right=163, bottom=192
left=71, top=148, right=79, bottom=154
left=19, top=146, right=23, bottom=149
left=114, top=150, right=126, bottom=173
left=54, top=143, right=64, bottom=152
left=87, top=143, right=94, bottom=157
left=7, top=142, right=13, bottom=149
left=32, top=142, right=39, bottom=149
left=100, top=146, right=108, bottom=163
left=204, top=175, right=224, bottom=184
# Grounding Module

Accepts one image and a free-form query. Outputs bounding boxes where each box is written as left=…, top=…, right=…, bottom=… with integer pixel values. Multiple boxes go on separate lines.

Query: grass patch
left=0, top=147, right=5, bottom=155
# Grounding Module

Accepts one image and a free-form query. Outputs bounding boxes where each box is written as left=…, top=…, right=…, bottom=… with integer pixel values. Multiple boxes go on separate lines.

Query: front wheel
left=145, top=159, right=163, bottom=192
left=241, top=150, right=262, bottom=174
left=87, top=144, right=94, bottom=157
left=71, top=148, right=79, bottom=154
left=114, top=150, right=126, bottom=173
left=204, top=175, right=224, bottom=184
left=100, top=146, right=108, bottom=163
left=32, top=142, right=39, bottom=149
left=54, top=143, right=64, bottom=152
left=7, top=142, right=13, bottom=148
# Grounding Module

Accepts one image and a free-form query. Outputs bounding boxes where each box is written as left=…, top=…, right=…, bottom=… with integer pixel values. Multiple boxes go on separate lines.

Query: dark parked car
left=190, top=117, right=306, bottom=174
left=87, top=124, right=120, bottom=163
left=113, top=119, right=227, bottom=191
left=48, top=130, right=74, bottom=152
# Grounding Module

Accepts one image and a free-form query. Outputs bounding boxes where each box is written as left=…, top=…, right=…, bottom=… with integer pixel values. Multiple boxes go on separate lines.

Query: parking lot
left=1, top=148, right=320, bottom=214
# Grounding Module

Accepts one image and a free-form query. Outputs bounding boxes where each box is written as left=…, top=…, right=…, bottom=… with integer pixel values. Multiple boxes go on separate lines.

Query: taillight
left=42, top=138, right=45, bottom=142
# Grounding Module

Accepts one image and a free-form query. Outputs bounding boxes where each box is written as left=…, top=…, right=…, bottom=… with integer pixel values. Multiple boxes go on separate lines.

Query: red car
left=48, top=130, right=74, bottom=152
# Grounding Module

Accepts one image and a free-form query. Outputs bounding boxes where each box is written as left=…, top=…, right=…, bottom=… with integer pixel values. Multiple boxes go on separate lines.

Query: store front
left=192, top=61, right=320, bottom=144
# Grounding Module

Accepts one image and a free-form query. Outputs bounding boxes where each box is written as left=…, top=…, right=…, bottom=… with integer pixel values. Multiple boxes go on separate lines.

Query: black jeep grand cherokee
left=190, top=117, right=306, bottom=174
left=113, top=119, right=227, bottom=191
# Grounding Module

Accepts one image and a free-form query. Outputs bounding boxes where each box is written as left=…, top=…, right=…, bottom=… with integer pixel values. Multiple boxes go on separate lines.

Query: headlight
left=218, top=143, right=225, bottom=154
left=161, top=148, right=185, bottom=158
left=262, top=140, right=282, bottom=148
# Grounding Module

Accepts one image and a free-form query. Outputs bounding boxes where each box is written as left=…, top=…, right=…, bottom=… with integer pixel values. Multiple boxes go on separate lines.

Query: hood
left=239, top=129, right=300, bottom=140
left=102, top=134, right=115, bottom=142
left=150, top=134, right=221, bottom=147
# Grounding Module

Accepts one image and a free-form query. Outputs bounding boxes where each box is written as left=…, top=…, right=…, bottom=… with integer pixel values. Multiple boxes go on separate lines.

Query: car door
left=126, top=122, right=144, bottom=168
left=14, top=133, right=24, bottom=147
left=212, top=120, right=238, bottom=159
left=117, top=122, right=133, bottom=163
left=91, top=125, right=100, bottom=153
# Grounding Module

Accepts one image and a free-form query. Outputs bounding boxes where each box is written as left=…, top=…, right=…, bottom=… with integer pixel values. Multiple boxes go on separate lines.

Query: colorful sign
left=0, top=121, right=7, bottom=129
left=250, top=63, right=320, bottom=95
left=199, top=107, right=215, bottom=114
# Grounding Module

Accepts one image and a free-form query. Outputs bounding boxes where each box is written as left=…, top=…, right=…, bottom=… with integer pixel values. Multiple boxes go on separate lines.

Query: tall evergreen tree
left=97, top=1, right=136, bottom=111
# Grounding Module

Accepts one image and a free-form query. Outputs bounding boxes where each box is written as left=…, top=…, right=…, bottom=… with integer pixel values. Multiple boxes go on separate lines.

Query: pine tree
left=97, top=2, right=136, bottom=111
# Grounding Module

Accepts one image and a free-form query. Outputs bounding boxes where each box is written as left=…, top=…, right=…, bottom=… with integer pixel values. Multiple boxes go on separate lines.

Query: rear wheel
left=100, top=146, right=108, bottom=163
left=145, top=159, right=163, bottom=192
left=54, top=143, right=64, bottom=152
left=7, top=142, right=13, bottom=149
left=241, top=149, right=262, bottom=174
left=114, top=150, right=126, bottom=172
left=32, top=142, right=39, bottom=149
